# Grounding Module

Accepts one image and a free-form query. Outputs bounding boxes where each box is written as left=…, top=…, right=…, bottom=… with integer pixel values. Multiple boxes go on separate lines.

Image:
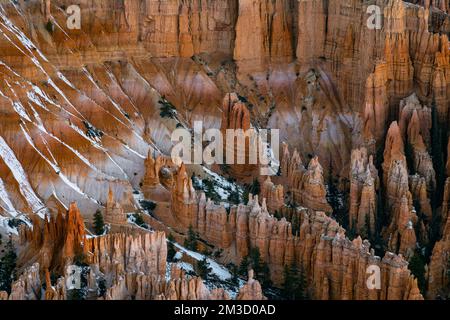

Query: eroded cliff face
left=2, top=207, right=265, bottom=300
left=0, top=0, right=448, bottom=301
left=1, top=0, right=447, bottom=216
left=145, top=155, right=424, bottom=299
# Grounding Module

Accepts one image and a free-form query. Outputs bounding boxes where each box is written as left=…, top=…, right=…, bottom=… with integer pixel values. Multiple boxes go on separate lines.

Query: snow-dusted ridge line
left=0, top=136, right=48, bottom=218
left=20, top=125, right=99, bottom=205
left=0, top=177, right=19, bottom=217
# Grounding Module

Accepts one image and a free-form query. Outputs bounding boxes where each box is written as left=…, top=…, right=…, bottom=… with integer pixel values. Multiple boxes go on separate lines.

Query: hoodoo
left=0, top=0, right=448, bottom=302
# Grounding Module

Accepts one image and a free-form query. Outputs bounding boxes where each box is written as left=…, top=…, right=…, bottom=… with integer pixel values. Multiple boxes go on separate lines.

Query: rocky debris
left=0, top=291, right=8, bottom=300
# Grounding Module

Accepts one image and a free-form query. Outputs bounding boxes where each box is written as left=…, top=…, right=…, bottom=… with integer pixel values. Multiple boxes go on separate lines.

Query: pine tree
left=133, top=213, right=147, bottom=229
left=282, top=262, right=307, bottom=300
left=259, top=262, right=272, bottom=289
left=274, top=210, right=282, bottom=220
left=291, top=213, right=300, bottom=236
left=93, top=210, right=105, bottom=235
left=247, top=247, right=272, bottom=289
left=427, top=97, right=445, bottom=255
left=239, top=256, right=250, bottom=278
left=282, top=265, right=295, bottom=299
left=242, top=188, right=250, bottom=204
left=249, top=247, right=261, bottom=273
left=295, top=265, right=308, bottom=300
left=409, top=250, right=426, bottom=294
left=45, top=20, right=54, bottom=34
left=229, top=263, right=240, bottom=286
left=249, top=179, right=261, bottom=196
left=364, top=213, right=372, bottom=241
left=228, top=188, right=241, bottom=205
left=0, top=237, right=17, bottom=293
left=447, top=257, right=450, bottom=278
left=197, top=257, right=212, bottom=280
left=159, top=96, right=177, bottom=119
left=431, top=97, right=445, bottom=208
left=167, top=234, right=177, bottom=262
left=184, top=225, right=198, bottom=251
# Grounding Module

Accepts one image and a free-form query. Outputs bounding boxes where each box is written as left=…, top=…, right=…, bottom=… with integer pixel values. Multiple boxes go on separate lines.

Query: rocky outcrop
left=381, top=123, right=420, bottom=256
left=103, top=265, right=265, bottom=300
left=427, top=215, right=450, bottom=299
left=349, top=148, right=378, bottom=238
left=291, top=156, right=332, bottom=213
left=85, top=231, right=168, bottom=278
left=280, top=145, right=332, bottom=213
left=386, top=196, right=418, bottom=259
left=299, top=211, right=422, bottom=300
left=171, top=163, right=198, bottom=230
left=409, top=174, right=433, bottom=223
left=19, top=202, right=87, bottom=271
left=104, top=187, right=128, bottom=226
left=7, top=263, right=41, bottom=300
left=407, top=0, right=449, bottom=14
left=236, top=270, right=267, bottom=300
left=442, top=178, right=450, bottom=229
left=162, top=180, right=423, bottom=299
left=221, top=93, right=258, bottom=181
left=0, top=0, right=448, bottom=302
left=141, top=0, right=238, bottom=58
left=399, top=94, right=432, bottom=151
left=382, top=122, right=411, bottom=215
left=261, top=177, right=284, bottom=213
left=6, top=233, right=265, bottom=300
left=142, top=152, right=175, bottom=202
left=402, top=98, right=436, bottom=193
left=234, top=0, right=294, bottom=72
